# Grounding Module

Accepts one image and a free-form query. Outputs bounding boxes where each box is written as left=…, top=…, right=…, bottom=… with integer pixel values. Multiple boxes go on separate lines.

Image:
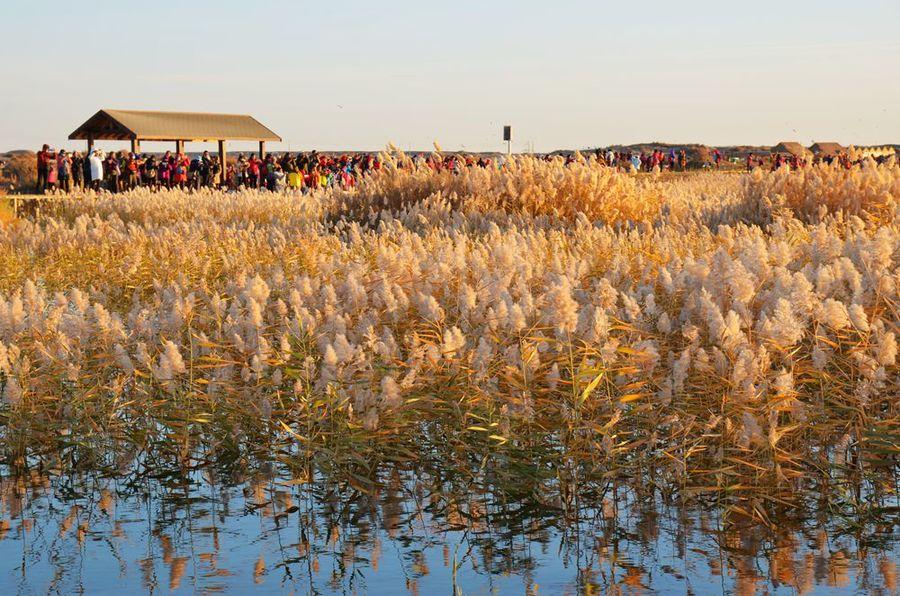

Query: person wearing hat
left=89, top=149, right=104, bottom=191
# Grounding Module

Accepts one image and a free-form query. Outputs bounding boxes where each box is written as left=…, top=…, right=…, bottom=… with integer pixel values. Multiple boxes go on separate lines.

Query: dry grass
left=744, top=159, right=899, bottom=222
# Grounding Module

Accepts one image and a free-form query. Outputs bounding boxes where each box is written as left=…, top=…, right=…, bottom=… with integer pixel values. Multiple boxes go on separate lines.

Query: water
left=1, top=448, right=897, bottom=595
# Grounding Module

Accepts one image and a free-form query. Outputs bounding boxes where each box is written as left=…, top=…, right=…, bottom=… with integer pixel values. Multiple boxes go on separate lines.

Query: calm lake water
left=0, top=445, right=897, bottom=596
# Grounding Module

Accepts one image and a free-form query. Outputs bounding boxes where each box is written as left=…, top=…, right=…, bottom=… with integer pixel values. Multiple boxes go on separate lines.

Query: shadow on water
left=0, top=423, right=897, bottom=595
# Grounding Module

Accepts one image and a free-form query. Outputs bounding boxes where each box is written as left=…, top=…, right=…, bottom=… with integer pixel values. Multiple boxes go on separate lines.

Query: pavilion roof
left=808, top=142, right=845, bottom=156
left=69, top=109, right=281, bottom=142
left=771, top=142, right=807, bottom=156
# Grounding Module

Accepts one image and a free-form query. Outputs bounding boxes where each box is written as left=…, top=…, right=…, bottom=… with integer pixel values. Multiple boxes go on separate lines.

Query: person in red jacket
left=247, top=154, right=260, bottom=188
left=172, top=153, right=189, bottom=189
left=36, top=144, right=50, bottom=192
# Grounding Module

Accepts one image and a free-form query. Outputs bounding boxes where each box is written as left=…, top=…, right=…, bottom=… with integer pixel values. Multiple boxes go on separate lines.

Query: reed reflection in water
left=0, top=449, right=896, bottom=595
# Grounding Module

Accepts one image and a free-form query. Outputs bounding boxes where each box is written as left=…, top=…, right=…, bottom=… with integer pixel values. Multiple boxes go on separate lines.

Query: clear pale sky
left=1, top=0, right=898, bottom=153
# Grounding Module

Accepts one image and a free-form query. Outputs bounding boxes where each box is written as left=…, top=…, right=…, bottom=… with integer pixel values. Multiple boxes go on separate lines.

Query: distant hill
left=578, top=143, right=770, bottom=159
left=2, top=150, right=35, bottom=158
left=566, top=142, right=898, bottom=159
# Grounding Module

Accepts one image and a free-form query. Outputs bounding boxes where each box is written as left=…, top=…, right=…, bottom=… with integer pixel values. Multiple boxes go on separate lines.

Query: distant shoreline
left=4, top=142, right=898, bottom=159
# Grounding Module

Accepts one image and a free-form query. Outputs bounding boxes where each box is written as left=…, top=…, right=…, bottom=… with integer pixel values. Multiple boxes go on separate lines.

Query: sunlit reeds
left=0, top=154, right=896, bottom=526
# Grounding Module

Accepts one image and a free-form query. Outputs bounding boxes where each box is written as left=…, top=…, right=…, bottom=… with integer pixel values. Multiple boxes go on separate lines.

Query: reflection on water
left=0, top=448, right=896, bottom=595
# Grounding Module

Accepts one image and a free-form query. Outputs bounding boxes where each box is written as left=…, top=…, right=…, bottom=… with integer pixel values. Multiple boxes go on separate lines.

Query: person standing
left=172, top=152, right=188, bottom=189
left=89, top=150, right=104, bottom=190
left=105, top=152, right=120, bottom=192
left=136, top=154, right=146, bottom=186
left=143, top=155, right=158, bottom=191
left=236, top=154, right=247, bottom=188
left=188, top=155, right=200, bottom=189
left=45, top=149, right=58, bottom=192
left=208, top=156, right=221, bottom=188
left=71, top=151, right=84, bottom=190
left=200, top=150, right=212, bottom=188
left=272, top=163, right=286, bottom=191
left=83, top=151, right=93, bottom=188
left=226, top=160, right=236, bottom=190
left=124, top=153, right=138, bottom=190
left=287, top=159, right=302, bottom=191
left=340, top=164, right=354, bottom=190
left=159, top=151, right=172, bottom=190
left=57, top=149, right=72, bottom=193
left=261, top=156, right=271, bottom=190
left=247, top=154, right=260, bottom=189
left=265, top=155, right=277, bottom=191
left=36, top=144, right=50, bottom=192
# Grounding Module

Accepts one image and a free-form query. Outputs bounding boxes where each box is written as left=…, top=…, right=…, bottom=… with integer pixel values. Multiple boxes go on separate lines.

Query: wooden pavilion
left=771, top=141, right=808, bottom=157
left=808, top=142, right=845, bottom=157
left=69, top=109, right=281, bottom=184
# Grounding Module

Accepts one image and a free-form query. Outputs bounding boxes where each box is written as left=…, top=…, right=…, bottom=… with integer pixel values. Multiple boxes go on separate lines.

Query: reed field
left=0, top=153, right=897, bottom=592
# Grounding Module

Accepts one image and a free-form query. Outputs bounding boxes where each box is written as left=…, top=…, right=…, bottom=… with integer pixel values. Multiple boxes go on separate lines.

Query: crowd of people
left=595, top=147, right=864, bottom=173
left=591, top=148, right=692, bottom=172
left=31, top=143, right=889, bottom=194
left=31, top=144, right=512, bottom=194
left=745, top=151, right=859, bottom=172
left=33, top=146, right=396, bottom=194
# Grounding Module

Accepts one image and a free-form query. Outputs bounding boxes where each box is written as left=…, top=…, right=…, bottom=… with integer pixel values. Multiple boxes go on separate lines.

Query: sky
left=1, top=0, right=899, bottom=153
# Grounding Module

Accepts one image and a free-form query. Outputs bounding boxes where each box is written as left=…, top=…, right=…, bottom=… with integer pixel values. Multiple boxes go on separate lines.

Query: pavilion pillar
left=87, top=136, right=94, bottom=154
left=218, top=140, right=227, bottom=187
left=175, top=140, right=184, bottom=154
left=259, top=141, right=266, bottom=160
left=131, top=138, right=141, bottom=154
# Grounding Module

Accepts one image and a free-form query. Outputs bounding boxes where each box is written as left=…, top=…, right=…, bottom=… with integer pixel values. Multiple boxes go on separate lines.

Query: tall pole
left=218, top=140, right=227, bottom=187
left=259, top=141, right=266, bottom=160
left=87, top=136, right=94, bottom=154
left=175, top=140, right=184, bottom=155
